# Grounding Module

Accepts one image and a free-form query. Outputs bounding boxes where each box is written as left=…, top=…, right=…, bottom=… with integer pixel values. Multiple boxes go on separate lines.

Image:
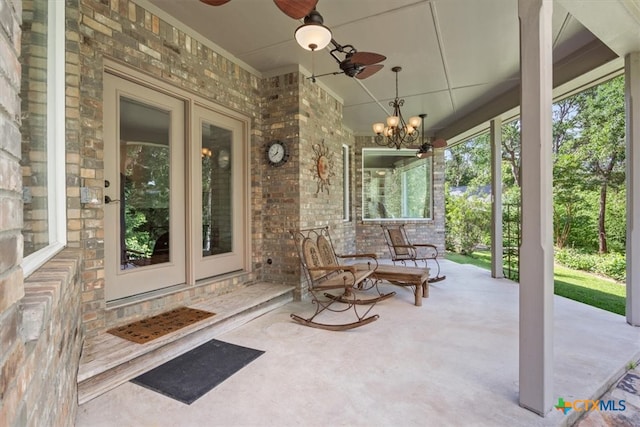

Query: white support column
left=626, top=52, right=640, bottom=326
left=518, top=0, right=554, bottom=416
left=491, top=118, right=504, bottom=278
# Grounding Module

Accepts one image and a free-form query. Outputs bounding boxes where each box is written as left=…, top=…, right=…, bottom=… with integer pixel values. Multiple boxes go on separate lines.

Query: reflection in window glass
left=201, top=124, right=233, bottom=257
left=119, top=98, right=171, bottom=269
left=362, top=149, right=432, bottom=220
left=21, top=0, right=50, bottom=256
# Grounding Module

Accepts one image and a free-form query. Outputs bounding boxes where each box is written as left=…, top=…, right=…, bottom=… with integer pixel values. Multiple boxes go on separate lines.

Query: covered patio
left=76, top=260, right=640, bottom=426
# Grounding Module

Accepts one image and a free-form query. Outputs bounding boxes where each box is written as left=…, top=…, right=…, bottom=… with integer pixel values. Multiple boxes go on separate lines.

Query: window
left=20, top=0, right=66, bottom=275
left=342, top=144, right=350, bottom=221
left=362, top=148, right=433, bottom=220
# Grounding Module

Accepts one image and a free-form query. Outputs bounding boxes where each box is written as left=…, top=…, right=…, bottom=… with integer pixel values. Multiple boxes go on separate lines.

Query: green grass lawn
left=446, top=250, right=626, bottom=315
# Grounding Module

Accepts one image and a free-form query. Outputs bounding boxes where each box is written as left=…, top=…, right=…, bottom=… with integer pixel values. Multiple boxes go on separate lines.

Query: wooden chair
left=381, top=224, right=446, bottom=283
left=290, top=226, right=394, bottom=331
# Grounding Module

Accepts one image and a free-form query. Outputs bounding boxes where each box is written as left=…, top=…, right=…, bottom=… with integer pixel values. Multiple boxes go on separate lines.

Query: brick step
left=77, top=283, right=294, bottom=404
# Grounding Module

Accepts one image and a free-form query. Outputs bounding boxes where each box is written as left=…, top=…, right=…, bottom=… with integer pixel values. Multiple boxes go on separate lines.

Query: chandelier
left=372, top=66, right=421, bottom=149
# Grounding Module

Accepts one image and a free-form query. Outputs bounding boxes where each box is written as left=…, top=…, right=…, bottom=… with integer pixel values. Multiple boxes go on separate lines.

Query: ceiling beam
left=557, top=0, right=640, bottom=57
left=437, top=39, right=618, bottom=142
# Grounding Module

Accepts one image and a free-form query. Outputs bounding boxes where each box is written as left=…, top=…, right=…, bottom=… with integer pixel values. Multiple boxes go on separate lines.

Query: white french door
left=192, top=104, right=246, bottom=279
left=104, top=73, right=187, bottom=301
left=104, top=71, right=248, bottom=301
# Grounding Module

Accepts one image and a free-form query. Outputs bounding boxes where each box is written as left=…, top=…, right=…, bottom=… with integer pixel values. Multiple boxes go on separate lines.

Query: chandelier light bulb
left=408, top=116, right=421, bottom=128
left=387, top=116, right=399, bottom=128
left=373, top=123, right=385, bottom=135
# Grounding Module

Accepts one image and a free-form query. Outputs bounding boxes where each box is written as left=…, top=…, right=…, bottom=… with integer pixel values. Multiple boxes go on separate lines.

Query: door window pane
left=201, top=123, right=233, bottom=257
left=119, top=98, right=171, bottom=269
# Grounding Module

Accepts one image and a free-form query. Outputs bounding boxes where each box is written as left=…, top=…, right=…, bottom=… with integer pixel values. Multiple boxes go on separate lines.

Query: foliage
left=122, top=144, right=171, bottom=255
left=501, top=120, right=521, bottom=187
left=445, top=186, right=491, bottom=254
left=555, top=247, right=626, bottom=282
left=444, top=76, right=627, bottom=279
left=564, top=76, right=626, bottom=253
left=447, top=251, right=626, bottom=315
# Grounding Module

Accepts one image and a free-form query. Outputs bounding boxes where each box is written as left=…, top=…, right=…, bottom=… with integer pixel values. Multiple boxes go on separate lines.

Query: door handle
left=105, top=195, right=120, bottom=204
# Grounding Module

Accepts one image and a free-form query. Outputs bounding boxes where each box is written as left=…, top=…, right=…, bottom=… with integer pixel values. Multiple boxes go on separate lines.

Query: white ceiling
left=142, top=0, right=640, bottom=141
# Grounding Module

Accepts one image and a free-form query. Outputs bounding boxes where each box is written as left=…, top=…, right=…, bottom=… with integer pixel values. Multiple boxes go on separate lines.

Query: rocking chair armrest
left=411, top=243, right=439, bottom=254
left=336, top=253, right=377, bottom=259
left=307, top=265, right=357, bottom=274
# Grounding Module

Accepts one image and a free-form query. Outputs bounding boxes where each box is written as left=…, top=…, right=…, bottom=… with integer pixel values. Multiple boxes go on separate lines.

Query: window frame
left=342, top=144, right=350, bottom=221
left=22, top=0, right=67, bottom=276
left=361, top=148, right=434, bottom=221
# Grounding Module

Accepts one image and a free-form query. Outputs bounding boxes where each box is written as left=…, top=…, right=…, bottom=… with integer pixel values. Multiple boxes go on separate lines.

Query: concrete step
left=77, top=283, right=294, bottom=404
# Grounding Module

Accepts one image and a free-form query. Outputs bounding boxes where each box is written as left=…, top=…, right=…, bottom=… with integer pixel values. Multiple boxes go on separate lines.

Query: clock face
left=218, top=149, right=230, bottom=169
left=266, top=141, right=288, bottom=166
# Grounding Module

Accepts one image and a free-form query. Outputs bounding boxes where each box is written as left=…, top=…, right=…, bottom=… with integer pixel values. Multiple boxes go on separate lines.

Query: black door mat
left=131, top=339, right=264, bottom=404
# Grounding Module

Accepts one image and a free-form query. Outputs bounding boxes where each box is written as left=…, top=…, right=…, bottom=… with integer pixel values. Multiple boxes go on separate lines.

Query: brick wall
left=76, top=0, right=267, bottom=336
left=260, top=72, right=301, bottom=287
left=0, top=0, right=27, bottom=425
left=260, top=71, right=357, bottom=299
left=1, top=0, right=84, bottom=425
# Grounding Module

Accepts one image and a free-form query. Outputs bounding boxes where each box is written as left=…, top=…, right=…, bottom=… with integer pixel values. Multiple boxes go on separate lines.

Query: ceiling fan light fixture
left=295, top=10, right=332, bottom=51
left=416, top=143, right=433, bottom=159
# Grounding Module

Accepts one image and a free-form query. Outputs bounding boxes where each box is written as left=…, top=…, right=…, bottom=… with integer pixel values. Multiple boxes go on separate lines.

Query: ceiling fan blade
left=349, top=51, right=386, bottom=66
left=355, top=64, right=383, bottom=80
left=432, top=138, right=448, bottom=148
left=200, top=0, right=231, bottom=5
left=273, top=0, right=318, bottom=19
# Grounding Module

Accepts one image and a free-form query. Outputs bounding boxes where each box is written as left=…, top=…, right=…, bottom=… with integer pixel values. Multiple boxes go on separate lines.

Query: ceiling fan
left=201, top=1, right=385, bottom=81
left=308, top=40, right=385, bottom=82
left=200, top=0, right=318, bottom=20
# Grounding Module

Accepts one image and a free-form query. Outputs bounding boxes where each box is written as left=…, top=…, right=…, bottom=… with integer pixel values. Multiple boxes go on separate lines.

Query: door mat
left=131, top=339, right=265, bottom=404
left=107, top=307, right=215, bottom=344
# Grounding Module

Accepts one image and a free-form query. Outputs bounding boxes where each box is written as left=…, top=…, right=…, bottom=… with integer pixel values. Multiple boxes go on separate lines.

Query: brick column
left=0, top=0, right=25, bottom=425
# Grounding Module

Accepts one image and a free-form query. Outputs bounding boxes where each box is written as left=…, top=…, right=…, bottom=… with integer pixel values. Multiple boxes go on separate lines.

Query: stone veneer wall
left=260, top=72, right=300, bottom=287
left=354, top=135, right=446, bottom=259
left=1, top=0, right=84, bottom=425
left=295, top=75, right=356, bottom=298
left=76, top=0, right=267, bottom=337
left=260, top=71, right=356, bottom=299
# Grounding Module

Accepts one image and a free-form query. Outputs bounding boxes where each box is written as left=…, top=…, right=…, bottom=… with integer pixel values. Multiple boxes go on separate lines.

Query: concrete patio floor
left=76, top=260, right=640, bottom=427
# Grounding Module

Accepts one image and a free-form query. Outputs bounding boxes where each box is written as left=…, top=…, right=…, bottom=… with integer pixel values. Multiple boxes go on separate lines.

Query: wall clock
left=218, top=149, right=230, bottom=169
left=266, top=140, right=289, bottom=167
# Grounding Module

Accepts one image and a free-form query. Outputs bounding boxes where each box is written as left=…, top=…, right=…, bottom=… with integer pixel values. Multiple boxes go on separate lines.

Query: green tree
left=502, top=120, right=521, bottom=187
left=570, top=76, right=626, bottom=253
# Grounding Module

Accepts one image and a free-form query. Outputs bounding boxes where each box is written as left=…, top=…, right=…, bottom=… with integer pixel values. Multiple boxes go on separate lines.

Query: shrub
left=555, top=247, right=626, bottom=282
left=446, top=190, right=491, bottom=255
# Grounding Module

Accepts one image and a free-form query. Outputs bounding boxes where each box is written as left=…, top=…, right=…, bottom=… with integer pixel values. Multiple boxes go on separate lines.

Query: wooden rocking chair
left=290, top=226, right=394, bottom=331
left=381, top=224, right=446, bottom=283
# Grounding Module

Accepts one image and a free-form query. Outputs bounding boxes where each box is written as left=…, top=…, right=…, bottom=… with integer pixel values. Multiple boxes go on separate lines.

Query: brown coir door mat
left=108, top=307, right=215, bottom=344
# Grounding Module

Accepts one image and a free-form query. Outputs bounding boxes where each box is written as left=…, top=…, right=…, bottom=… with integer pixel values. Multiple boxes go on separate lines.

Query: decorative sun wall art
left=311, top=139, right=334, bottom=194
